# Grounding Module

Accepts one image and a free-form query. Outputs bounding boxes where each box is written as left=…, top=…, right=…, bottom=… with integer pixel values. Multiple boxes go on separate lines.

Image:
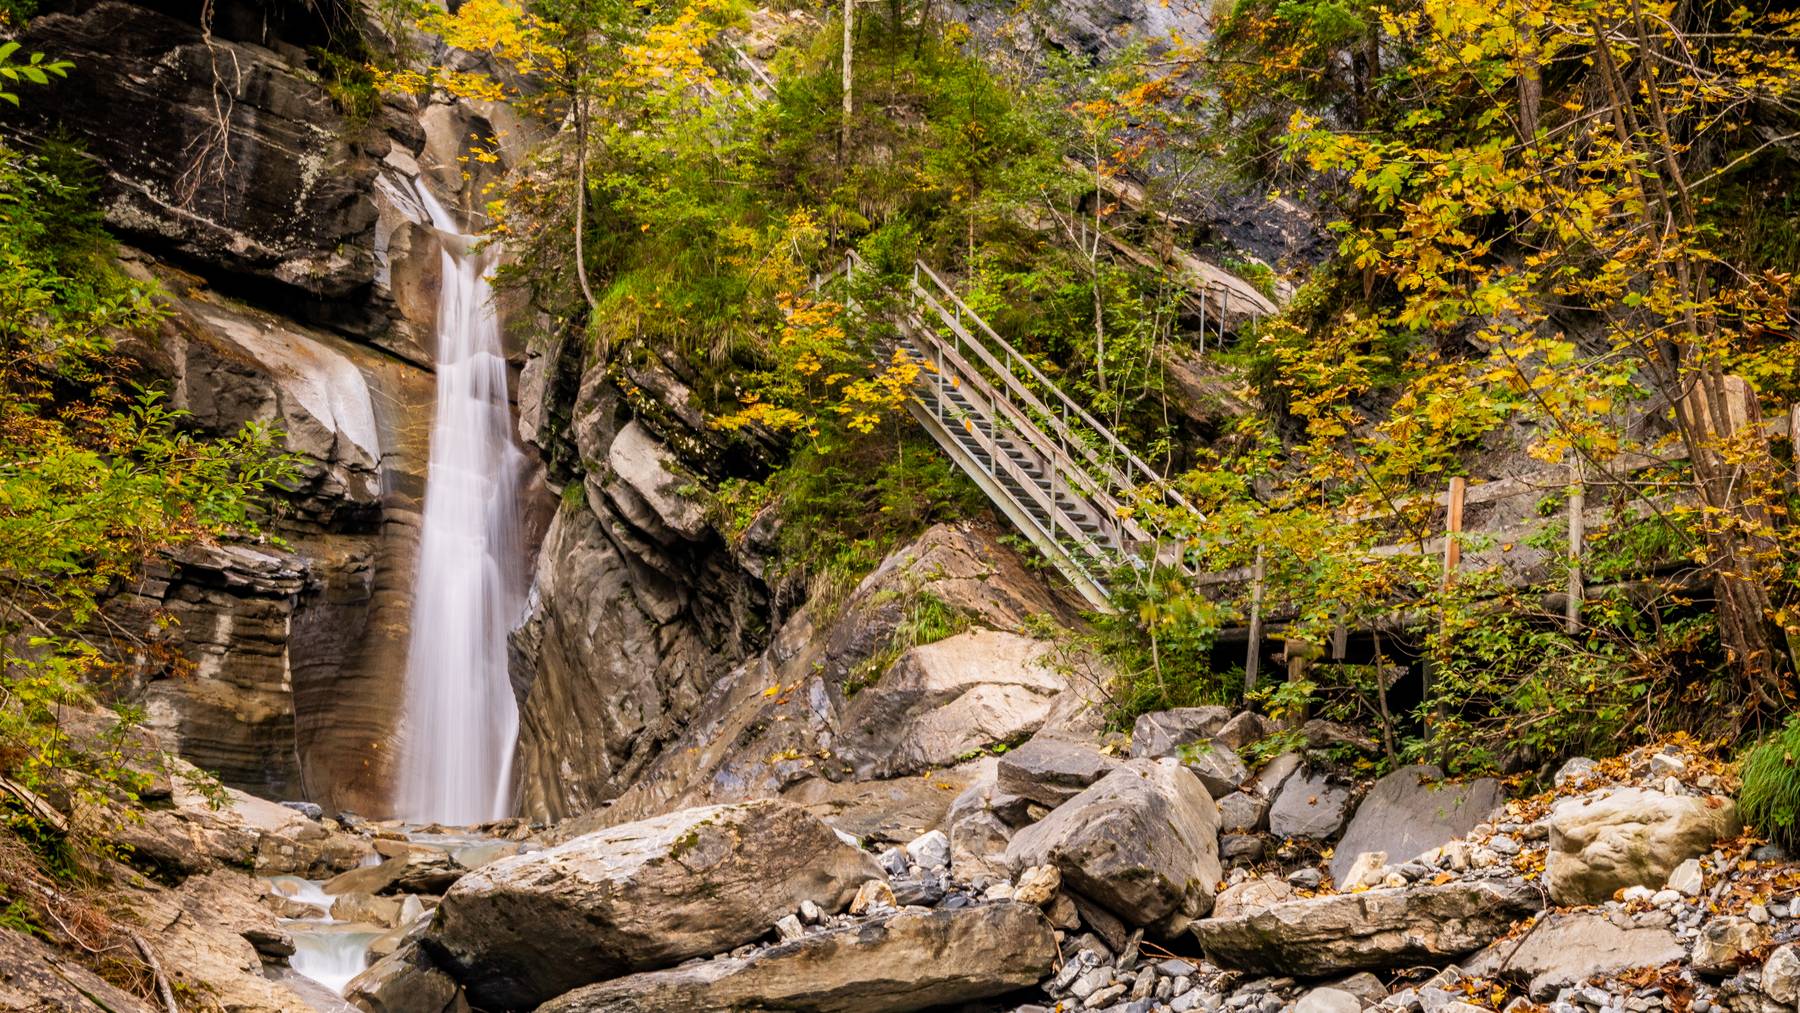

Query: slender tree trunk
left=572, top=90, right=598, bottom=312
left=841, top=0, right=854, bottom=156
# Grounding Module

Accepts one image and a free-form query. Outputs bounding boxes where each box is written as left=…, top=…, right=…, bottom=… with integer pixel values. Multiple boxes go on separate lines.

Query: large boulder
left=1267, top=769, right=1353, bottom=840
left=1129, top=706, right=1234, bottom=759
left=424, top=800, right=883, bottom=1009
left=996, top=737, right=1119, bottom=807
left=1545, top=788, right=1740, bottom=905
left=1005, top=758, right=1221, bottom=933
left=1329, top=765, right=1503, bottom=883
left=1194, top=880, right=1542, bottom=975
left=835, top=629, right=1071, bottom=778
left=345, top=940, right=470, bottom=1013
left=0, top=928, right=158, bottom=1013
left=1462, top=911, right=1683, bottom=999
left=537, top=903, right=1058, bottom=1013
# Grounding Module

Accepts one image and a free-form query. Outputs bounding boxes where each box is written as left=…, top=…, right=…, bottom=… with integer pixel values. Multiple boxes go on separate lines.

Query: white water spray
left=394, top=180, right=526, bottom=825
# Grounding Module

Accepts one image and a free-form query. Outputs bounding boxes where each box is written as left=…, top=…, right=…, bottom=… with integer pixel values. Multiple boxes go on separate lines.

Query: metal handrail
left=909, top=259, right=1200, bottom=519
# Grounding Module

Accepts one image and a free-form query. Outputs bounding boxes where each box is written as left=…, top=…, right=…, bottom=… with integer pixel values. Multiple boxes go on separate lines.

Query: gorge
left=0, top=0, right=1796, bottom=1011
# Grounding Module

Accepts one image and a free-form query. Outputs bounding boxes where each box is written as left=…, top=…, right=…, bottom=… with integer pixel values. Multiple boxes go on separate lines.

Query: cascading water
left=393, top=179, right=527, bottom=825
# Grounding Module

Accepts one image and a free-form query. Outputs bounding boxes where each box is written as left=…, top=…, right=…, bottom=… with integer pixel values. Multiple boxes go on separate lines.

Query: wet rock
left=997, top=737, right=1120, bottom=807
left=1130, top=707, right=1234, bottom=759
left=1267, top=770, right=1352, bottom=840
left=1194, top=880, right=1542, bottom=975
left=1328, top=765, right=1502, bottom=883
left=425, top=800, right=881, bottom=1009
left=345, top=939, right=470, bottom=1013
left=538, top=903, right=1058, bottom=1013
left=1546, top=788, right=1740, bottom=905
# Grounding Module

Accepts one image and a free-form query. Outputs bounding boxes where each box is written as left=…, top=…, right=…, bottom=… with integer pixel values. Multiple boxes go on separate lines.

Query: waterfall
left=393, top=179, right=526, bottom=825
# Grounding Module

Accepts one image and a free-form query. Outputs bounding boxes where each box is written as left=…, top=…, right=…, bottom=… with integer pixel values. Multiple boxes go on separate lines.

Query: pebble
left=774, top=914, right=803, bottom=941
left=1748, top=903, right=1771, bottom=924
left=1622, top=885, right=1655, bottom=904
left=1649, top=752, right=1686, bottom=778
left=1288, top=868, right=1323, bottom=889
left=1086, top=983, right=1127, bottom=1008
left=1071, top=967, right=1113, bottom=1000
left=1651, top=889, right=1682, bottom=907
left=798, top=899, right=823, bottom=924
left=1488, top=835, right=1521, bottom=856
left=1159, top=959, right=1198, bottom=977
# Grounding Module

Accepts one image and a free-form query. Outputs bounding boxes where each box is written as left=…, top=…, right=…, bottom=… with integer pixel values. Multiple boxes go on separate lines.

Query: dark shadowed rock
left=1006, top=758, right=1221, bottom=934
left=1329, top=765, right=1503, bottom=882
left=1267, top=769, right=1353, bottom=840
left=1194, top=880, right=1542, bottom=975
left=997, top=737, right=1120, bottom=807
left=345, top=939, right=470, bottom=1013
left=538, top=903, right=1058, bottom=1013
left=1129, top=707, right=1233, bottom=759
left=425, top=800, right=883, bottom=1009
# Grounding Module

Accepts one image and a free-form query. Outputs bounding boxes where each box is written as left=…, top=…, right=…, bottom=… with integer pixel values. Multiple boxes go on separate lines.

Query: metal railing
left=823, top=253, right=1204, bottom=606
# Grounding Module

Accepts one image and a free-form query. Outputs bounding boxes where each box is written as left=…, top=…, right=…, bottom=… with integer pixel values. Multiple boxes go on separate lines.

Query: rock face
left=553, top=521, right=1089, bottom=834
left=1007, top=758, right=1221, bottom=933
left=1329, top=765, right=1503, bottom=882
left=102, top=261, right=440, bottom=811
left=15, top=2, right=382, bottom=305
left=1463, top=911, right=1684, bottom=999
left=1546, top=788, right=1741, bottom=905
left=425, top=800, right=883, bottom=1009
left=346, top=940, right=470, bottom=1013
left=1194, top=880, right=1542, bottom=975
left=0, top=928, right=159, bottom=1013
left=538, top=903, right=1058, bottom=1013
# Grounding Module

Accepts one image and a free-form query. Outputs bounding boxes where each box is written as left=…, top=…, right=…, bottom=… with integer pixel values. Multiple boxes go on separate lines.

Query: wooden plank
left=1443, top=476, right=1467, bottom=585
left=1566, top=459, right=1584, bottom=633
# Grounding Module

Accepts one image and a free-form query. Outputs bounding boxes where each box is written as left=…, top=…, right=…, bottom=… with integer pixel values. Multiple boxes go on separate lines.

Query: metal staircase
left=823, top=253, right=1199, bottom=609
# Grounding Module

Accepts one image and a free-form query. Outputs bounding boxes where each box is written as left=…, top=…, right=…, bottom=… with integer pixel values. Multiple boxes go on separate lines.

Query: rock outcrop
left=425, top=800, right=883, bottom=1008
left=538, top=903, right=1058, bottom=1013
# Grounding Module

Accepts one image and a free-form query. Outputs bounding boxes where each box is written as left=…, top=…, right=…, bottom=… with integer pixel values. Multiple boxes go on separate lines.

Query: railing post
left=1245, top=546, right=1266, bottom=691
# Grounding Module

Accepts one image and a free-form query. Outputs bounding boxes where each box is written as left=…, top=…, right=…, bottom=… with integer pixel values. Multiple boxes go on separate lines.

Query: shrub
left=1738, top=718, right=1800, bottom=853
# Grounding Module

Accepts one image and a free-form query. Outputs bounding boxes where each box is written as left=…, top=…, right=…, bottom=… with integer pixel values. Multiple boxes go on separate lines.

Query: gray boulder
left=537, top=903, right=1058, bottom=1013
left=345, top=940, right=470, bottom=1013
left=1545, top=787, right=1740, bottom=905
left=1194, top=880, right=1542, bottom=975
left=1267, top=770, right=1353, bottom=840
left=1462, top=911, right=1682, bottom=999
left=425, top=800, right=882, bottom=1009
left=1216, top=712, right=1275, bottom=751
left=997, top=737, right=1120, bottom=807
left=1173, top=740, right=1250, bottom=798
left=1006, top=758, right=1221, bottom=933
left=1217, top=791, right=1269, bottom=834
left=1130, top=707, right=1233, bottom=759
left=1328, top=765, right=1502, bottom=883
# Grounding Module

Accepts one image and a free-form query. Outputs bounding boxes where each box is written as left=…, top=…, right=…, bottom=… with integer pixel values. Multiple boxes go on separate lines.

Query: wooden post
left=1791, top=405, right=1799, bottom=486
left=1245, top=546, right=1266, bottom=692
left=1442, top=476, right=1467, bottom=585
left=1566, top=457, right=1584, bottom=634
